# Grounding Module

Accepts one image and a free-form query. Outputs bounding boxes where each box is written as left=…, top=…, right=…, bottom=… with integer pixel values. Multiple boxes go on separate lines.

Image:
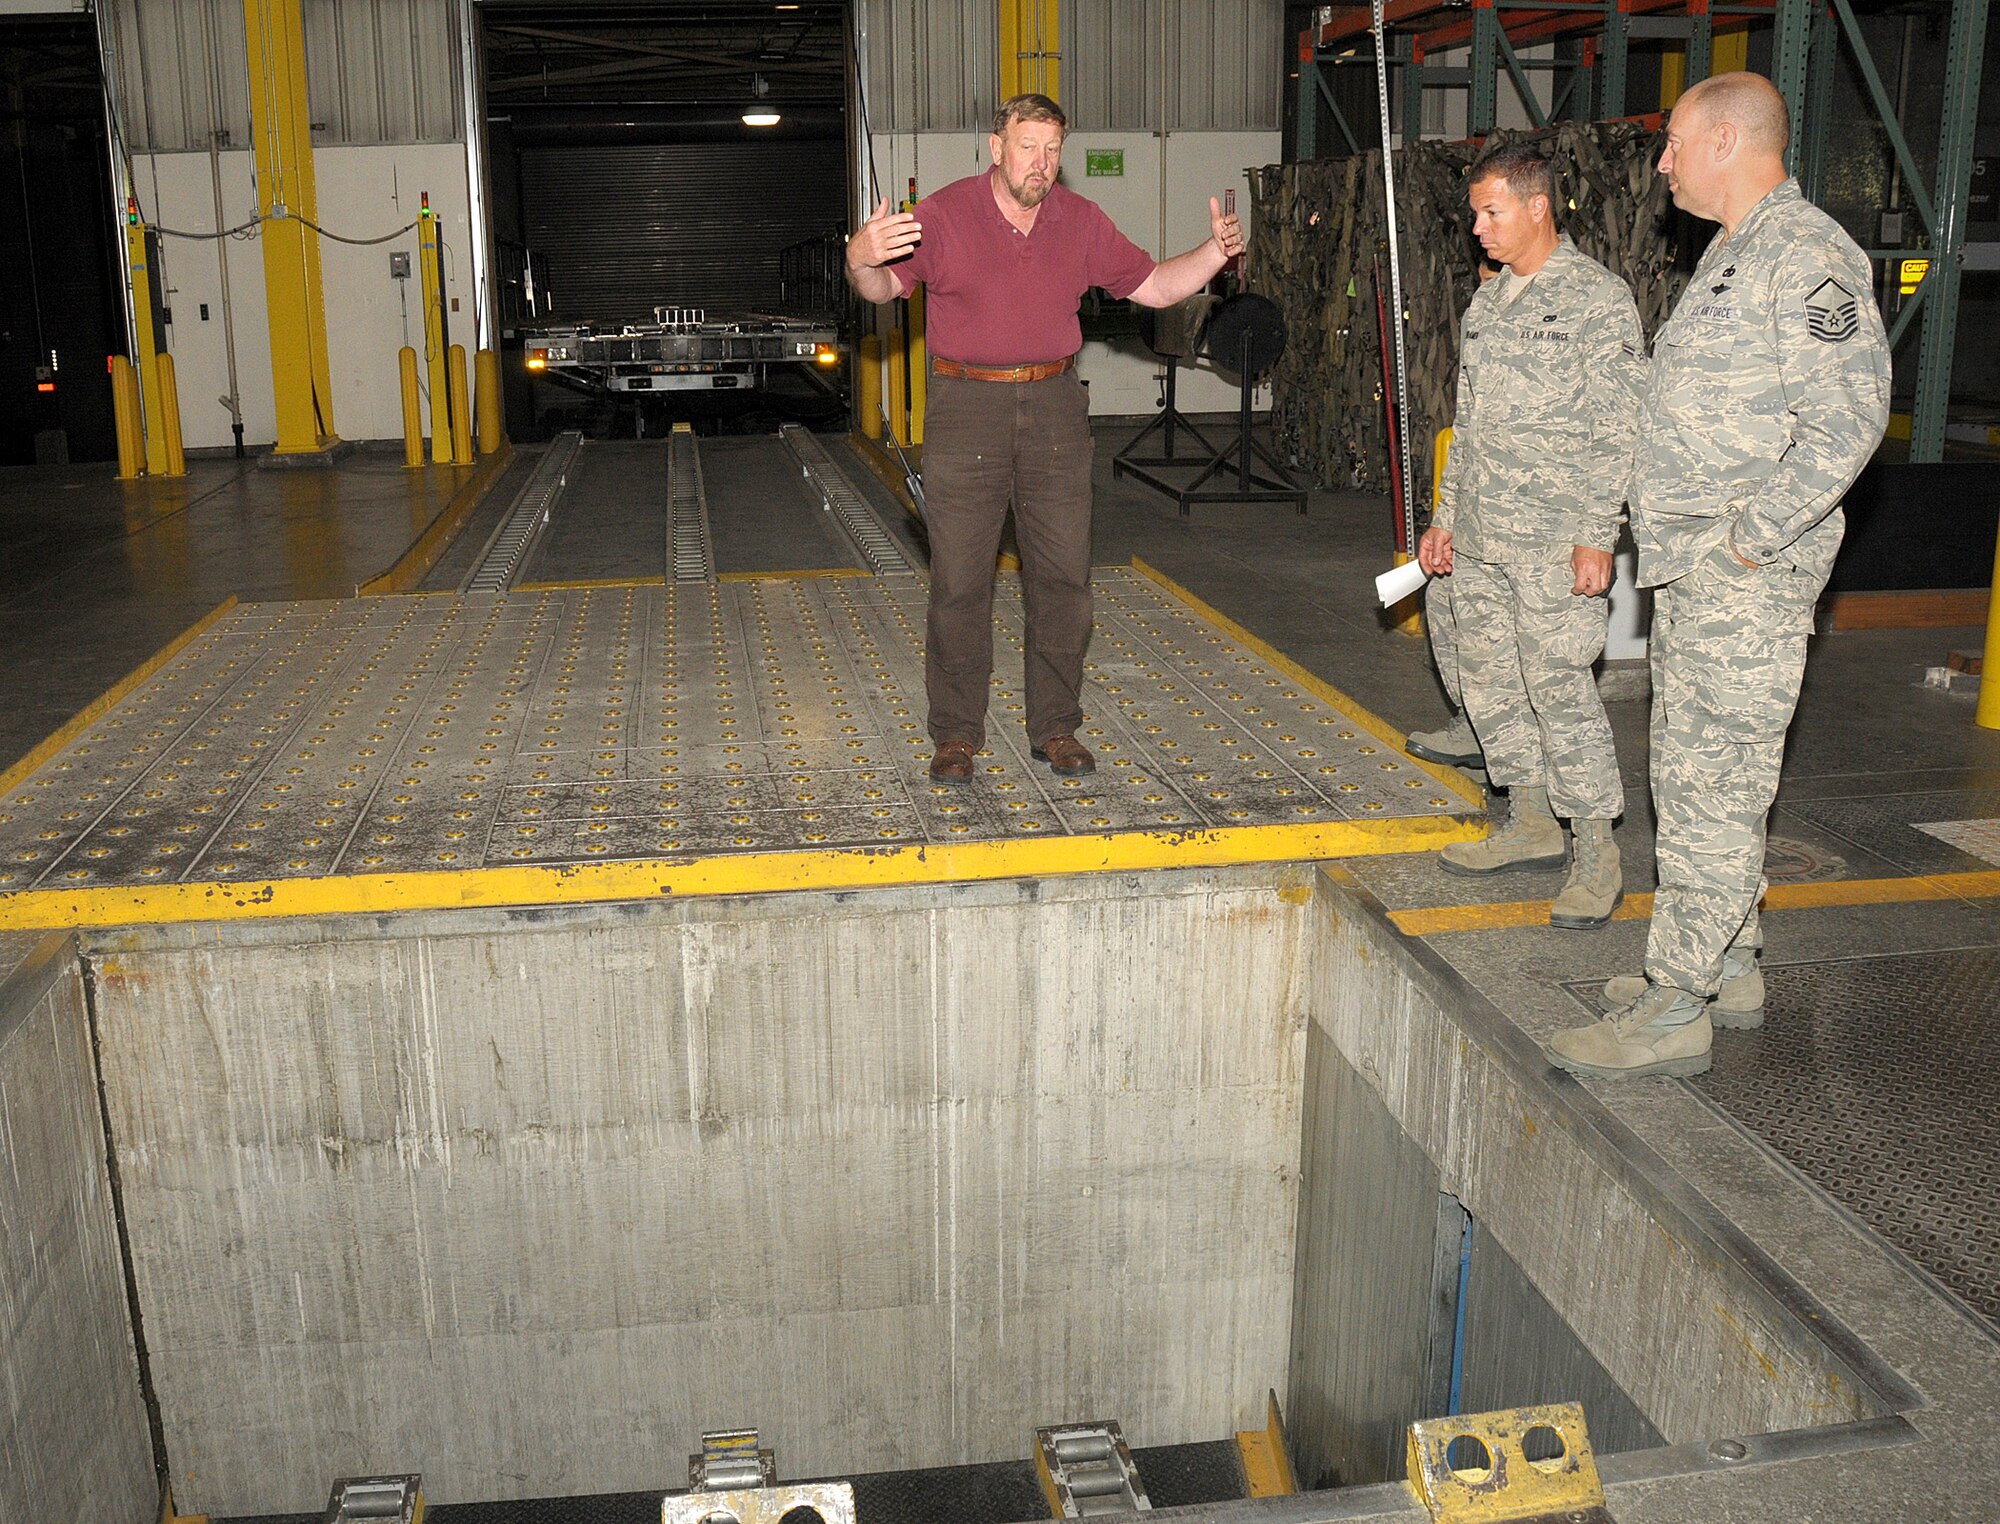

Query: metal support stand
left=1112, top=356, right=1216, bottom=470
left=1111, top=333, right=1306, bottom=518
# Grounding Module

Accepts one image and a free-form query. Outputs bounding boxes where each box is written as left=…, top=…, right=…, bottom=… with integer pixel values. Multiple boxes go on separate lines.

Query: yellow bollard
left=399, top=346, right=424, bottom=467
left=1977, top=521, right=2000, bottom=730
left=1390, top=429, right=1453, bottom=637
left=909, top=298, right=928, bottom=448
left=886, top=326, right=908, bottom=447
left=110, top=356, right=144, bottom=479
left=447, top=344, right=473, bottom=465
left=154, top=353, right=187, bottom=477
left=474, top=347, right=504, bottom=455
left=858, top=334, right=883, bottom=439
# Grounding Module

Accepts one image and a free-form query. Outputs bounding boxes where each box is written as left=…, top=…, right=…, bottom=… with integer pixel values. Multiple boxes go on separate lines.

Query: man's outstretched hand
left=1209, top=196, right=1246, bottom=259
left=847, top=196, right=923, bottom=272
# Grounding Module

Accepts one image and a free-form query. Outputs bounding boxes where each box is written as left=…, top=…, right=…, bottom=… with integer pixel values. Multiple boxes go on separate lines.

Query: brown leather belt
left=931, top=355, right=1076, bottom=383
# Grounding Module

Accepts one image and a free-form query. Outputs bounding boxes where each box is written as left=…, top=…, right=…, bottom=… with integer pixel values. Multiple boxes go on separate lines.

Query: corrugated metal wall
left=104, top=0, right=461, bottom=152
left=861, top=0, right=998, bottom=133
left=1065, top=0, right=1284, bottom=131
left=519, top=139, right=849, bottom=322
left=859, top=0, right=1281, bottom=134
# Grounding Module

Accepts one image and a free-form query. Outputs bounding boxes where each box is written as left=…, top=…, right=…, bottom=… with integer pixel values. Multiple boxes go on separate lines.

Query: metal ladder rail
left=667, top=423, right=715, bottom=583
left=460, top=431, right=584, bottom=593
left=779, top=424, right=915, bottom=575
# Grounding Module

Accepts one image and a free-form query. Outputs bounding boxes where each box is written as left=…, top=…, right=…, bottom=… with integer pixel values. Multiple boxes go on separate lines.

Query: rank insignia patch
left=1805, top=278, right=1859, bottom=342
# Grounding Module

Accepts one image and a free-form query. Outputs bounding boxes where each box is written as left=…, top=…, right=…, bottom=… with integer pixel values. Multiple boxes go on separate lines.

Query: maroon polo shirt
left=891, top=171, right=1158, bottom=367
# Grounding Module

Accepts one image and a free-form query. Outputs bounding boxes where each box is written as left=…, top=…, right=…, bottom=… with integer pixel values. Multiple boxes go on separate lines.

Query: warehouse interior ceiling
left=481, top=0, right=849, bottom=114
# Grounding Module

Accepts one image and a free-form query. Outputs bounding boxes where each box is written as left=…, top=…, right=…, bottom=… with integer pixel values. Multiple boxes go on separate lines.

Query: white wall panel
left=134, top=142, right=474, bottom=447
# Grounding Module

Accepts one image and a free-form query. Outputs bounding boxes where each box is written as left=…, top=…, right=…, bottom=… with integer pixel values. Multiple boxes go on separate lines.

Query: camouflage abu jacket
left=1631, top=178, right=1890, bottom=588
left=1433, top=235, right=1645, bottom=562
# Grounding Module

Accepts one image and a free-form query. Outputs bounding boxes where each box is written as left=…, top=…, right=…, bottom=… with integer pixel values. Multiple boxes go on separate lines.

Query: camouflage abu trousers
left=1426, top=573, right=1463, bottom=709
left=1452, top=556, right=1622, bottom=819
left=1644, top=542, right=1822, bottom=997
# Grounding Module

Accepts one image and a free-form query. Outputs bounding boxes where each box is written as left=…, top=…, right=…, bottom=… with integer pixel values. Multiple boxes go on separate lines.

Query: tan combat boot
left=1546, top=983, right=1712, bottom=1079
left=1600, top=947, right=1764, bottom=1029
left=1550, top=818, right=1621, bottom=929
left=1406, top=713, right=1484, bottom=770
left=1438, top=784, right=1567, bottom=877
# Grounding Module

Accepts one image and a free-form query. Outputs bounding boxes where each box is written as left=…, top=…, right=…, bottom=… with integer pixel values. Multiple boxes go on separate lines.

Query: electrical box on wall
left=389, top=252, right=411, bottom=280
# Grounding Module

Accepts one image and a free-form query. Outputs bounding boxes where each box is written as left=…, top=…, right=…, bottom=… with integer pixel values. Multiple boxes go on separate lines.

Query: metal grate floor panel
left=0, top=568, right=1474, bottom=921
left=1686, top=947, right=2000, bottom=1329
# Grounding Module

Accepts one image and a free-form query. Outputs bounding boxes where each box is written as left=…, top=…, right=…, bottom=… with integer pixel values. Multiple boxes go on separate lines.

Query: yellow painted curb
left=1388, top=868, right=2000, bottom=937
left=716, top=568, right=875, bottom=582
left=513, top=575, right=666, bottom=591
left=357, top=442, right=514, bottom=596
left=0, top=596, right=239, bottom=799
left=0, top=815, right=1481, bottom=931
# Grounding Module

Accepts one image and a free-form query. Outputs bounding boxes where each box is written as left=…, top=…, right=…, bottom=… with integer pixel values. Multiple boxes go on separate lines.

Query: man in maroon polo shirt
left=845, top=92, right=1246, bottom=784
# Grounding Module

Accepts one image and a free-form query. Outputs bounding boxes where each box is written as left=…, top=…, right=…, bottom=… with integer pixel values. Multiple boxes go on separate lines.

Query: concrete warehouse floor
left=2, top=418, right=1998, bottom=1522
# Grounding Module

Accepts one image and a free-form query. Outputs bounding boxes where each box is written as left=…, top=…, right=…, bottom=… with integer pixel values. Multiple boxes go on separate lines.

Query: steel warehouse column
left=1770, top=0, right=1813, bottom=176
left=1000, top=1, right=1060, bottom=101
left=1469, top=0, right=1499, bottom=135
left=1685, top=0, right=1713, bottom=86
left=1600, top=0, right=1629, bottom=119
left=1297, top=41, right=1319, bottom=159
left=1909, top=0, right=1991, bottom=461
left=243, top=0, right=339, bottom=454
left=1799, top=3, right=1838, bottom=201
left=1403, top=40, right=1427, bottom=146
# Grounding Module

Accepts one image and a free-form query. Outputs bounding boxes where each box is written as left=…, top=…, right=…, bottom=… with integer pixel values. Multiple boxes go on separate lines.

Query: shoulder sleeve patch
left=1804, top=277, right=1860, bottom=343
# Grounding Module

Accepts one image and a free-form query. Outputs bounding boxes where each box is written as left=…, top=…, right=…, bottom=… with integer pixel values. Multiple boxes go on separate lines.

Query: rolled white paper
left=1375, top=558, right=1429, bottom=607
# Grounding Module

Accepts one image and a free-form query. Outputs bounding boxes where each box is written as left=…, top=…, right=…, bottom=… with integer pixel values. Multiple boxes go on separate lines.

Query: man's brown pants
left=921, top=368, right=1095, bottom=749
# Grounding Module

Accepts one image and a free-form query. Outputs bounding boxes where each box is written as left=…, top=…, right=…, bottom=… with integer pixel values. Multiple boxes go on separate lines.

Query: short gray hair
left=992, top=93, right=1066, bottom=137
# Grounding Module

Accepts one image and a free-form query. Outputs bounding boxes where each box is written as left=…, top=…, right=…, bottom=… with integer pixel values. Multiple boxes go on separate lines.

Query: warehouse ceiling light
left=742, top=74, right=781, bottom=127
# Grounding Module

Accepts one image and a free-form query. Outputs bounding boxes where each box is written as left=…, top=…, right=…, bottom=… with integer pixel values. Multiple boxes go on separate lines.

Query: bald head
left=1678, top=72, right=1790, bottom=158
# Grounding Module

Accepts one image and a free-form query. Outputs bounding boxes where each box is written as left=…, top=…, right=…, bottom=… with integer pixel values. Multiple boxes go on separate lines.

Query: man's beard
left=1004, top=170, right=1051, bottom=208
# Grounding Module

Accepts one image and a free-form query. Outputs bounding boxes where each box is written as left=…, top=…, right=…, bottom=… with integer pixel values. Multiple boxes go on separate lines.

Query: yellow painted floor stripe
left=0, top=595, right=239, bottom=798
left=1389, top=869, right=2000, bottom=938
left=357, top=443, right=514, bottom=596
left=1127, top=558, right=1489, bottom=811
left=513, top=575, right=666, bottom=591
left=0, top=815, right=1481, bottom=932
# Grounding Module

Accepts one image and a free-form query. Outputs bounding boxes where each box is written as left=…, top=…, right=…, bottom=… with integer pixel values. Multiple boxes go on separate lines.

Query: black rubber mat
left=214, top=1439, right=1250, bottom=1524
left=1129, top=1438, right=1249, bottom=1508
left=1689, top=948, right=2000, bottom=1329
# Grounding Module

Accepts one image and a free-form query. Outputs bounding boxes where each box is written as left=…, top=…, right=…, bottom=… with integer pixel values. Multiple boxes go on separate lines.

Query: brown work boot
left=1546, top=983, right=1712, bottom=1080
left=1032, top=734, right=1096, bottom=776
left=1438, top=785, right=1567, bottom=877
left=1550, top=818, right=1622, bottom=929
left=928, top=740, right=977, bottom=786
left=1600, top=948, right=1764, bottom=1029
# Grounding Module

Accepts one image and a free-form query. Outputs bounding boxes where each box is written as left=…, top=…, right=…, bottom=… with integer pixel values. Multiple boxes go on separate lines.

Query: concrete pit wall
left=72, top=862, right=1896, bottom=1519
left=0, top=933, right=156, bottom=1524
left=1289, top=871, right=1886, bottom=1492
left=85, top=871, right=1316, bottom=1518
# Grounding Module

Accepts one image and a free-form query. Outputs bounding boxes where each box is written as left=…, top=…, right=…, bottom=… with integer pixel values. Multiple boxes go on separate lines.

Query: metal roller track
left=668, top=424, right=714, bottom=582
left=779, top=424, right=914, bottom=574
left=461, top=432, right=584, bottom=593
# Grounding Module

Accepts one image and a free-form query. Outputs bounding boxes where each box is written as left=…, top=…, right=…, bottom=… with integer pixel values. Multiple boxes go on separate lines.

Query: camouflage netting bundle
left=1247, top=121, right=1688, bottom=511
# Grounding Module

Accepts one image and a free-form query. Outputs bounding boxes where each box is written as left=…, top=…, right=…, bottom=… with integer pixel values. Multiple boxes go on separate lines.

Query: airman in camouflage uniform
left=1418, top=143, right=1645, bottom=929
left=1548, top=73, right=1890, bottom=1080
